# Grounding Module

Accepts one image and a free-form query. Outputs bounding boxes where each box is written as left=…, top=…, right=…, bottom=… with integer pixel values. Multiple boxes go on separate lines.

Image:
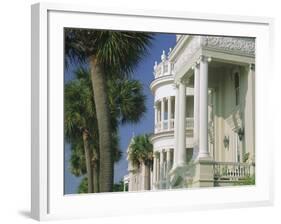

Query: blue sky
left=64, top=33, right=176, bottom=194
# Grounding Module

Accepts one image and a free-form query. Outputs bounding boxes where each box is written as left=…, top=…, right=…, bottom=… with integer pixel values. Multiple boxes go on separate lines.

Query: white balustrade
left=155, top=118, right=194, bottom=133
left=154, top=61, right=172, bottom=78
left=213, top=162, right=254, bottom=181
left=163, top=120, right=169, bottom=130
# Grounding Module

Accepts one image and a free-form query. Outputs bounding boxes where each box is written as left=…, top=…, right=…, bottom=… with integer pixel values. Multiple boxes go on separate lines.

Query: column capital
left=197, top=55, right=212, bottom=64
left=191, top=62, right=199, bottom=70
left=179, top=76, right=190, bottom=86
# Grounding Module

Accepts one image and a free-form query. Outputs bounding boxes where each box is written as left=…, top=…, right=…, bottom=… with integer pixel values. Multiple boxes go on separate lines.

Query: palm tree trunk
left=82, top=130, right=93, bottom=193
left=90, top=56, right=113, bottom=192
left=92, top=159, right=100, bottom=193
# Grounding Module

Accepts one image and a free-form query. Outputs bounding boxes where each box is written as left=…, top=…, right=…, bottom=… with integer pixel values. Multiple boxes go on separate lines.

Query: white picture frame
left=31, top=2, right=274, bottom=221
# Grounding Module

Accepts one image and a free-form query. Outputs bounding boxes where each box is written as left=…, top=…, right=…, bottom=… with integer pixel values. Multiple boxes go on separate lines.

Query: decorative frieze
left=202, top=36, right=255, bottom=56
left=172, top=36, right=255, bottom=76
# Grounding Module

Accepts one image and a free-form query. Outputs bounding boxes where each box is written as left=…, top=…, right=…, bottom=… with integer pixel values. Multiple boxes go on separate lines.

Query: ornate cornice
left=202, top=36, right=255, bottom=56
left=172, top=36, right=255, bottom=78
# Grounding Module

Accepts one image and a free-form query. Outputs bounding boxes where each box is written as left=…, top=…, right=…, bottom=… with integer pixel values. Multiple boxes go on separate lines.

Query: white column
left=156, top=155, right=160, bottom=187
left=153, top=154, right=157, bottom=189
left=198, top=56, right=210, bottom=158
left=193, top=64, right=200, bottom=159
left=178, top=81, right=187, bottom=165
left=154, top=104, right=157, bottom=132
left=161, top=98, right=165, bottom=130
left=159, top=151, right=164, bottom=188
left=157, top=104, right=161, bottom=123
left=168, top=96, right=172, bottom=130
left=166, top=148, right=172, bottom=172
left=173, top=85, right=179, bottom=168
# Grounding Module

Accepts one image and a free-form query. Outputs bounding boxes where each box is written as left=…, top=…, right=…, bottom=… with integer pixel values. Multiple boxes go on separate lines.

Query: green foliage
left=65, top=29, right=154, bottom=77
left=77, top=177, right=88, bottom=193
left=113, top=181, right=125, bottom=192
left=243, top=152, right=250, bottom=163
left=128, top=134, right=153, bottom=167
left=78, top=178, right=125, bottom=193
left=107, top=78, right=146, bottom=126
left=65, top=67, right=147, bottom=178
left=235, top=175, right=255, bottom=186
left=65, top=29, right=153, bottom=191
left=64, top=67, right=96, bottom=142
left=69, top=140, right=87, bottom=177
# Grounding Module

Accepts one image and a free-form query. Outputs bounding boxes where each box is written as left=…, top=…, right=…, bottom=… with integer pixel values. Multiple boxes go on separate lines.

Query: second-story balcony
left=155, top=117, right=194, bottom=133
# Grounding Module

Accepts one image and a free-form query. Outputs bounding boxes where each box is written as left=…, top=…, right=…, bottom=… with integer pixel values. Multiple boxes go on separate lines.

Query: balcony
left=155, top=118, right=193, bottom=133
left=213, top=162, right=254, bottom=181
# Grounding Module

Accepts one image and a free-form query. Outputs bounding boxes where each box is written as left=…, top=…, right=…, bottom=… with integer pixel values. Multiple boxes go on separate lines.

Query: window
left=234, top=72, right=240, bottom=105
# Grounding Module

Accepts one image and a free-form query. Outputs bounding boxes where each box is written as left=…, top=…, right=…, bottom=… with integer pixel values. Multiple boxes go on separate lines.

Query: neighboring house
left=123, top=138, right=152, bottom=192
left=124, top=34, right=255, bottom=191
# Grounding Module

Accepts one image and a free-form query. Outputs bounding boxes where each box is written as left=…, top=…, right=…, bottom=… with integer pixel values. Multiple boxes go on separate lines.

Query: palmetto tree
left=66, top=67, right=147, bottom=192
left=69, top=140, right=87, bottom=177
left=65, top=73, right=96, bottom=193
left=65, top=29, right=153, bottom=192
left=128, top=134, right=153, bottom=190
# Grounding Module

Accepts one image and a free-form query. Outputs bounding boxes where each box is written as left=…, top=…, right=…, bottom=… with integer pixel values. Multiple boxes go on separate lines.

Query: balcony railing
left=153, top=50, right=173, bottom=78
left=155, top=118, right=193, bottom=133
left=213, top=162, right=254, bottom=181
left=163, top=120, right=168, bottom=130
left=155, top=122, right=161, bottom=133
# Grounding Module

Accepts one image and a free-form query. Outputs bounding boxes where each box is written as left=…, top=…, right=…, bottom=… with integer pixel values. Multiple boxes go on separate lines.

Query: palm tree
left=69, top=140, right=86, bottom=177
left=66, top=67, right=147, bottom=192
left=107, top=78, right=147, bottom=127
left=128, top=134, right=153, bottom=190
left=65, top=29, right=153, bottom=192
left=65, top=74, right=96, bottom=193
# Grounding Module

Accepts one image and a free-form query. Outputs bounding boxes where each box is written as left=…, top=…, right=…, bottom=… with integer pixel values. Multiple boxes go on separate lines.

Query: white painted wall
left=154, top=83, right=193, bottom=102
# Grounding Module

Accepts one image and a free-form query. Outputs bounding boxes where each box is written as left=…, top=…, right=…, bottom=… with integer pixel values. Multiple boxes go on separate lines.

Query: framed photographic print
left=31, top=2, right=274, bottom=221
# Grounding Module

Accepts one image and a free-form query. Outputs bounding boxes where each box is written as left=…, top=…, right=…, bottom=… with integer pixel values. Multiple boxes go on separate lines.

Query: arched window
left=234, top=72, right=240, bottom=105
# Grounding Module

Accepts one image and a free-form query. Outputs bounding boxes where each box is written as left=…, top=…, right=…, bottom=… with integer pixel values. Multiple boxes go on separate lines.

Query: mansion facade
left=124, top=34, right=255, bottom=191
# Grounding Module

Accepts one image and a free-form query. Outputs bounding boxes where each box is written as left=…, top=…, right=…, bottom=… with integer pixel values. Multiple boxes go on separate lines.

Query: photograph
left=63, top=29, right=256, bottom=194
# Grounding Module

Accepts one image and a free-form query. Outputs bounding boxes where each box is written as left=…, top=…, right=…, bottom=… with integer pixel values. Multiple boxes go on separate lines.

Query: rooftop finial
left=161, top=50, right=166, bottom=61
left=154, top=61, right=158, bottom=70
